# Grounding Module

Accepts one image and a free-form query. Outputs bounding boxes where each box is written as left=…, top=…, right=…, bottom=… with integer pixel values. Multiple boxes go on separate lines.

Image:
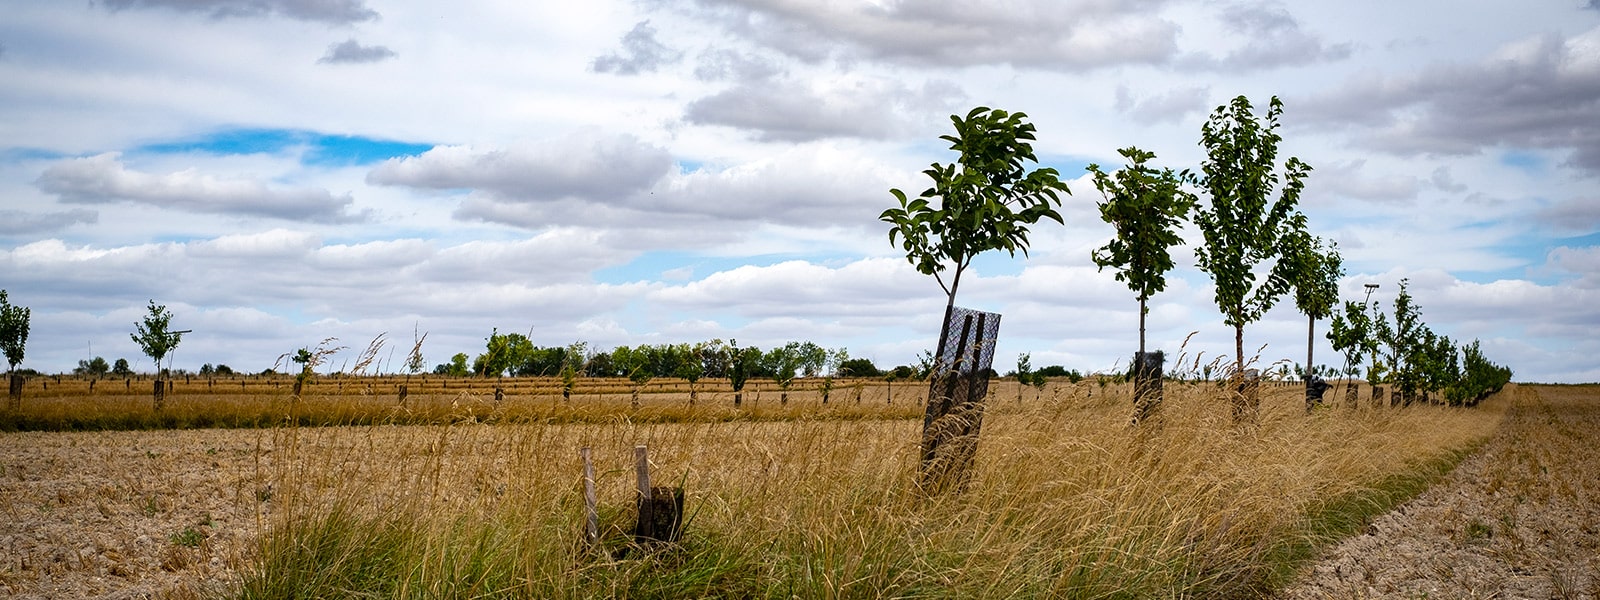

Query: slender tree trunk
left=1138, top=297, right=1147, bottom=356
left=1306, top=315, right=1315, bottom=381
left=1232, top=323, right=1254, bottom=424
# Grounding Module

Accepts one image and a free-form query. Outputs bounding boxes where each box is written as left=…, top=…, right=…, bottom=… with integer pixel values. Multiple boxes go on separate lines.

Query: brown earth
left=1280, top=384, right=1600, bottom=599
left=0, top=429, right=269, bottom=599
left=2, top=384, right=1594, bottom=599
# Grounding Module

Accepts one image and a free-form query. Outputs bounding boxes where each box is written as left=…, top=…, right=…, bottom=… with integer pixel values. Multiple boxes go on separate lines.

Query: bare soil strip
left=0, top=429, right=266, bottom=599
left=1281, top=384, right=1600, bottom=599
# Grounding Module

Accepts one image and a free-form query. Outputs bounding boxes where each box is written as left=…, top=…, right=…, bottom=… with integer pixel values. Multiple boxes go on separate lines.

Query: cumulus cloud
left=1302, top=25, right=1600, bottom=175
left=693, top=48, right=785, bottom=82
left=1535, top=197, right=1600, bottom=234
left=651, top=258, right=928, bottom=319
left=369, top=135, right=898, bottom=233
left=1180, top=1, right=1352, bottom=70
left=366, top=133, right=673, bottom=202
left=675, top=0, right=1181, bottom=71
left=1304, top=160, right=1422, bottom=204
left=1114, top=85, right=1211, bottom=124
left=591, top=20, right=683, bottom=75
left=685, top=77, right=964, bottom=142
left=0, top=208, right=98, bottom=235
left=99, top=0, right=378, bottom=25
left=1547, top=246, right=1600, bottom=287
left=317, top=39, right=397, bottom=65
left=34, top=153, right=370, bottom=223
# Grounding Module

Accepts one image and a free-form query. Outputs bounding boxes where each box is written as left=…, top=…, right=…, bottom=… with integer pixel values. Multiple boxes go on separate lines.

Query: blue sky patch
left=1499, top=150, right=1545, bottom=172
left=0, top=147, right=70, bottom=163
left=136, top=127, right=433, bottom=167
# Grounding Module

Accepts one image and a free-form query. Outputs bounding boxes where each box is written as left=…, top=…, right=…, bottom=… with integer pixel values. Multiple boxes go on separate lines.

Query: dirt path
left=1280, top=384, right=1600, bottom=599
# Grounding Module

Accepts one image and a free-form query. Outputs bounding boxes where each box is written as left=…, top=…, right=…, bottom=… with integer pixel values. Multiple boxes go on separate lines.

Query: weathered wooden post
left=152, top=379, right=165, bottom=410
left=494, top=386, right=504, bottom=407
left=397, top=384, right=408, bottom=406
left=919, top=307, right=1000, bottom=496
left=1372, top=385, right=1385, bottom=408
left=632, top=444, right=683, bottom=549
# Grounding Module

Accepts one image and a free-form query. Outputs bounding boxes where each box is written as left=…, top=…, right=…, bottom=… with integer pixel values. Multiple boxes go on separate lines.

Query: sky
left=2, top=0, right=1599, bottom=382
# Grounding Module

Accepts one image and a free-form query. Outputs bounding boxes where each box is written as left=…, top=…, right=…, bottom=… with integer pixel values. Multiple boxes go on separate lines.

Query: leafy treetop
left=0, top=290, right=29, bottom=372
left=881, top=106, right=1071, bottom=310
left=131, top=300, right=183, bottom=375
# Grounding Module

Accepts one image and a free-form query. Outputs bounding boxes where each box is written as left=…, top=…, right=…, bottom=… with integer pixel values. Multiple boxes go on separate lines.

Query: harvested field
left=0, top=379, right=1526, bottom=598
left=1280, top=384, right=1600, bottom=599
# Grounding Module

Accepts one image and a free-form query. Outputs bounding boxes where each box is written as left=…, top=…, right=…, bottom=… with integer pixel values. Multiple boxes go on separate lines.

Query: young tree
left=675, top=342, right=706, bottom=404
left=1327, top=299, right=1377, bottom=408
left=881, top=106, right=1070, bottom=493
left=131, top=300, right=184, bottom=409
left=1190, top=95, right=1312, bottom=423
left=1379, top=279, right=1424, bottom=406
left=762, top=342, right=804, bottom=404
left=881, top=106, right=1070, bottom=360
left=1086, top=146, right=1194, bottom=424
left=1, top=290, right=30, bottom=406
left=1282, top=231, right=1343, bottom=412
left=726, top=339, right=759, bottom=407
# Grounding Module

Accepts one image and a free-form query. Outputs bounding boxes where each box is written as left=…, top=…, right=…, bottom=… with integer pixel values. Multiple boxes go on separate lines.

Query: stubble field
left=1, top=377, right=1566, bottom=599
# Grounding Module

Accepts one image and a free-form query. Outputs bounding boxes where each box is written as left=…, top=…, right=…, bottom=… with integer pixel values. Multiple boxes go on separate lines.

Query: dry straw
left=232, top=378, right=1504, bottom=598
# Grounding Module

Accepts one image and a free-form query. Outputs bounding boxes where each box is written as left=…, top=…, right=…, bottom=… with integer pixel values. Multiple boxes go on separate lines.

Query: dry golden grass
left=0, top=376, right=1510, bottom=598
left=230, top=379, right=1505, bottom=599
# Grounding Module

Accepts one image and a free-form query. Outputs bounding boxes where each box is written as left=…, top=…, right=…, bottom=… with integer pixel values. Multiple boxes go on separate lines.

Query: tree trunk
left=7, top=373, right=21, bottom=409
left=1231, top=324, right=1256, bottom=424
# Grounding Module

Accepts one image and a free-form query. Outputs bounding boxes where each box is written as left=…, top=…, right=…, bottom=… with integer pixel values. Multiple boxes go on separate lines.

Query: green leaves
left=882, top=107, right=1070, bottom=303
left=1281, top=231, right=1343, bottom=320
left=1192, top=95, right=1311, bottom=332
left=1087, top=146, right=1194, bottom=304
left=0, top=290, right=29, bottom=371
left=131, top=299, right=182, bottom=374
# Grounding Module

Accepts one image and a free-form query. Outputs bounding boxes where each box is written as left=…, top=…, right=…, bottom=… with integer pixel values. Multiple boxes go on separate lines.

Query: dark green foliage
left=1327, top=300, right=1377, bottom=380
left=882, top=106, right=1070, bottom=312
left=76, top=357, right=111, bottom=377
left=1191, top=95, right=1311, bottom=422
left=131, top=300, right=183, bottom=374
left=1191, top=96, right=1311, bottom=373
left=1, top=289, right=32, bottom=372
left=838, top=358, right=881, bottom=378
left=1087, top=146, right=1195, bottom=356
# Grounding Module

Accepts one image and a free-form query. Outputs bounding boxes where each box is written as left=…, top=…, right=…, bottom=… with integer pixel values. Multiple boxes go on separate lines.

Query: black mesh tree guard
left=1131, top=350, right=1164, bottom=426
left=919, top=306, right=1001, bottom=495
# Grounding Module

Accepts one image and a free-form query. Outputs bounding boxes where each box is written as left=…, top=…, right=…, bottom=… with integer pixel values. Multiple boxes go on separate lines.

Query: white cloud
left=672, top=0, right=1183, bottom=71
left=367, top=134, right=674, bottom=203
left=36, top=153, right=369, bottom=223
left=591, top=20, right=683, bottom=75
left=1302, top=25, right=1600, bottom=175
left=99, top=0, right=378, bottom=25
left=0, top=208, right=97, bottom=235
